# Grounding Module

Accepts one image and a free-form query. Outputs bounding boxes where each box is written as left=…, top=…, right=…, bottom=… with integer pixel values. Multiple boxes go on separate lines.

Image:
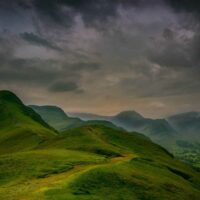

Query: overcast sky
left=0, top=0, right=200, bottom=118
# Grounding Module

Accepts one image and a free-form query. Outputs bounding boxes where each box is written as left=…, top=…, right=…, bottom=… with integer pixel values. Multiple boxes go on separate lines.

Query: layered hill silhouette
left=70, top=111, right=177, bottom=139
left=30, top=105, right=84, bottom=131
left=167, top=111, right=200, bottom=136
left=1, top=90, right=200, bottom=200
left=30, top=105, right=119, bottom=131
left=71, top=110, right=200, bottom=168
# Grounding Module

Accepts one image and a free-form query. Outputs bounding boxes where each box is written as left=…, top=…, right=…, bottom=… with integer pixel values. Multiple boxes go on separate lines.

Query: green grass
left=40, top=126, right=123, bottom=157
left=0, top=91, right=56, bottom=155
left=1, top=125, right=200, bottom=200
left=0, top=90, right=200, bottom=200
left=0, top=149, right=106, bottom=185
left=46, top=156, right=200, bottom=200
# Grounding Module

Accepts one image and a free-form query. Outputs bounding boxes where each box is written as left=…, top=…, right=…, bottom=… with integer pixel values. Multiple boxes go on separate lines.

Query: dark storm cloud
left=162, top=28, right=174, bottom=40
left=48, top=81, right=80, bottom=93
left=0, top=36, right=100, bottom=88
left=0, top=58, right=61, bottom=84
left=1, top=0, right=200, bottom=116
left=32, top=0, right=136, bottom=26
left=0, top=0, right=163, bottom=28
left=2, top=0, right=200, bottom=24
left=20, top=32, right=62, bottom=51
left=165, top=0, right=200, bottom=17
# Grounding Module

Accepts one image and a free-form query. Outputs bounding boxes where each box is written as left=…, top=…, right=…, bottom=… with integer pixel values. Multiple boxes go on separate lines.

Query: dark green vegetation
left=1, top=91, right=200, bottom=200
left=71, top=110, right=200, bottom=169
left=0, top=91, right=57, bottom=155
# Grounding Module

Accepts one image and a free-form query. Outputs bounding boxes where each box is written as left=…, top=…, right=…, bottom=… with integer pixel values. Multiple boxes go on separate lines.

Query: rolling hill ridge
left=0, top=90, right=200, bottom=200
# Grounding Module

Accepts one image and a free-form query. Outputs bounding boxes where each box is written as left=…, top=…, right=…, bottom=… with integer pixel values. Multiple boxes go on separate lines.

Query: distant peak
left=0, top=90, right=23, bottom=104
left=115, top=111, right=143, bottom=119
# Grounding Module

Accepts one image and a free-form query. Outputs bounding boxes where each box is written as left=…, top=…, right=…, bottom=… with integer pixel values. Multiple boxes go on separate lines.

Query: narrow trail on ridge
left=0, top=153, right=136, bottom=200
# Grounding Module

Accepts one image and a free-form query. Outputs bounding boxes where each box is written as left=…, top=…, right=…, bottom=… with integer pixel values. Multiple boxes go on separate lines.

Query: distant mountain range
left=70, top=111, right=177, bottom=140
left=30, top=105, right=119, bottom=132
left=70, top=110, right=200, bottom=137
left=29, top=104, right=200, bottom=168
left=1, top=90, right=200, bottom=199
left=70, top=110, right=200, bottom=168
left=167, top=112, right=200, bottom=138
left=30, top=105, right=200, bottom=149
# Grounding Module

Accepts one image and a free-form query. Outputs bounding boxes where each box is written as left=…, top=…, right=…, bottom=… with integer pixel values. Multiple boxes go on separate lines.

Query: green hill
left=1, top=124, right=200, bottom=199
left=0, top=90, right=56, bottom=154
left=30, top=105, right=83, bottom=131
left=67, top=111, right=200, bottom=170
left=1, top=91, right=200, bottom=200
left=71, top=111, right=177, bottom=140
left=30, top=105, right=120, bottom=131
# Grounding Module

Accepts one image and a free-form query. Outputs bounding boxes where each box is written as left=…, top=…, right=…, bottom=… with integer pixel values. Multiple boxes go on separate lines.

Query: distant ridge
left=30, top=105, right=120, bottom=131
left=70, top=110, right=177, bottom=139
left=30, top=105, right=83, bottom=131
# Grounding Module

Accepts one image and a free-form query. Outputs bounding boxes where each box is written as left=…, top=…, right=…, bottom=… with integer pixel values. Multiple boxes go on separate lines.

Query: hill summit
left=0, top=90, right=56, bottom=154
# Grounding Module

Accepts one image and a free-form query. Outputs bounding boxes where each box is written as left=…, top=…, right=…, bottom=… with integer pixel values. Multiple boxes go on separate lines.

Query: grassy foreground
left=0, top=91, right=200, bottom=200
left=0, top=125, right=200, bottom=200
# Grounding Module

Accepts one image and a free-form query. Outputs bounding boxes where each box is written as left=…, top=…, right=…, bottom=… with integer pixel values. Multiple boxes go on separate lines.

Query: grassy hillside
left=70, top=111, right=177, bottom=139
left=0, top=91, right=56, bottom=154
left=1, top=124, right=200, bottom=199
left=71, top=110, right=200, bottom=169
left=1, top=91, right=200, bottom=199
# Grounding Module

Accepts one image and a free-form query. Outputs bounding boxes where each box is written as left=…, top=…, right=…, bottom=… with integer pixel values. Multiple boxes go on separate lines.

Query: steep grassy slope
left=0, top=91, right=56, bottom=154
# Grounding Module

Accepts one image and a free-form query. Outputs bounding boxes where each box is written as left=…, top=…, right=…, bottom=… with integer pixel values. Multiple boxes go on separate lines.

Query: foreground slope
left=0, top=91, right=200, bottom=200
left=0, top=91, right=56, bottom=154
left=1, top=124, right=200, bottom=200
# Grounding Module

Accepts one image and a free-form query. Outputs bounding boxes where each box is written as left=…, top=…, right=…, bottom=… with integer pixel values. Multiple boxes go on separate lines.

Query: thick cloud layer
left=0, top=0, right=200, bottom=117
